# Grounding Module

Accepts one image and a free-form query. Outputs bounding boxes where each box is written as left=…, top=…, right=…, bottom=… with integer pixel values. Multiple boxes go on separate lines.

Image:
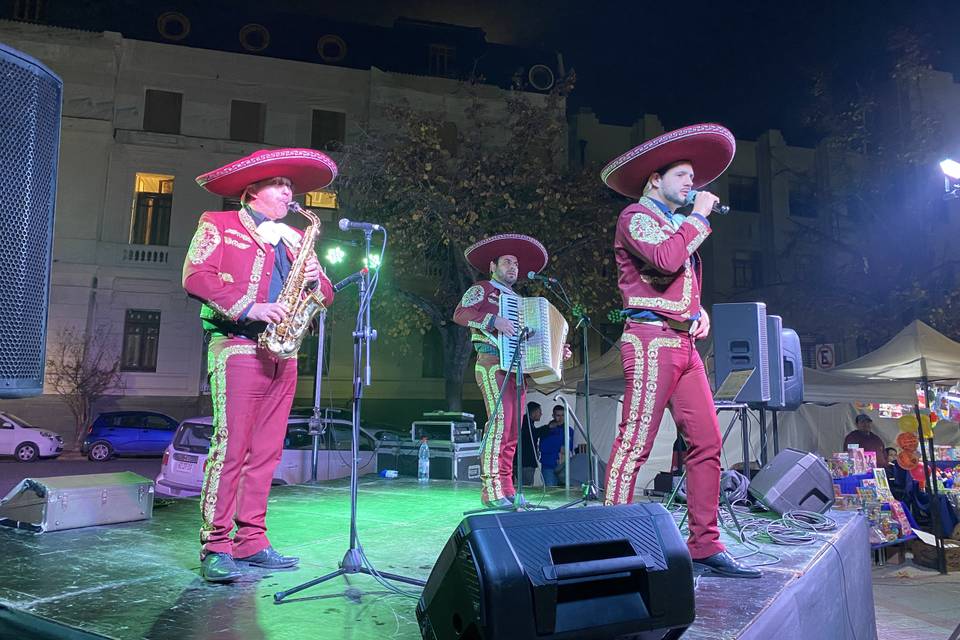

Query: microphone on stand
left=338, top=218, right=382, bottom=232
left=684, top=190, right=731, bottom=215
left=527, top=271, right=559, bottom=284
left=333, top=268, right=369, bottom=293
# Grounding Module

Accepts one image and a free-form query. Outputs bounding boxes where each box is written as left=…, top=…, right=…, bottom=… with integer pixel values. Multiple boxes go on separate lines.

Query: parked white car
left=0, top=411, right=64, bottom=462
left=155, top=411, right=379, bottom=497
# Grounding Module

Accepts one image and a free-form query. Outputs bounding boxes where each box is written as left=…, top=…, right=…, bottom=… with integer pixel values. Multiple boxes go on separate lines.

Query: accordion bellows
left=498, top=296, right=569, bottom=384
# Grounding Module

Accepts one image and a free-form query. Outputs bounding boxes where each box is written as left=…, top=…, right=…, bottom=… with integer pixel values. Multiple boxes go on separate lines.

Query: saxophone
left=258, top=202, right=326, bottom=358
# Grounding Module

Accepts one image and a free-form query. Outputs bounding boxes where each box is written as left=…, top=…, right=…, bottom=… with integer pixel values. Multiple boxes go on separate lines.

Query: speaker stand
left=664, top=405, right=749, bottom=532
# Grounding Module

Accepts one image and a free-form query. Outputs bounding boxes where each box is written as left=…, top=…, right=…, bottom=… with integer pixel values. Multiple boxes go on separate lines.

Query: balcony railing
left=121, top=246, right=171, bottom=265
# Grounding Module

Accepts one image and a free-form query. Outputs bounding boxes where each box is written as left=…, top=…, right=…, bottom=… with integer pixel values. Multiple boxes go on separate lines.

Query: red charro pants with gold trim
left=604, top=322, right=724, bottom=559
left=475, top=353, right=525, bottom=503
left=200, top=336, right=297, bottom=559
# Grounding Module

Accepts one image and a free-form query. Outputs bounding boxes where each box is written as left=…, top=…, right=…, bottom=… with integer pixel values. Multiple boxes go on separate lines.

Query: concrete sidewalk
left=873, top=561, right=960, bottom=639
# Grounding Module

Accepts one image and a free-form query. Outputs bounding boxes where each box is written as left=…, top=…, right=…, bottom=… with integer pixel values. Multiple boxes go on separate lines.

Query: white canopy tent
left=530, top=320, right=960, bottom=491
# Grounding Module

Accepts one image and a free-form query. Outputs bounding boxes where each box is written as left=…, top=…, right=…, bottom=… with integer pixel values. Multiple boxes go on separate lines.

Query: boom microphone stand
left=538, top=279, right=602, bottom=507
left=275, top=226, right=424, bottom=605
left=464, top=326, right=547, bottom=515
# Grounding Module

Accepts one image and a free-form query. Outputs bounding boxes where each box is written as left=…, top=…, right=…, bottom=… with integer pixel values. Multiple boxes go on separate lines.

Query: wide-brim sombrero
left=601, top=123, right=735, bottom=199
left=196, top=148, right=338, bottom=197
left=464, top=234, right=548, bottom=277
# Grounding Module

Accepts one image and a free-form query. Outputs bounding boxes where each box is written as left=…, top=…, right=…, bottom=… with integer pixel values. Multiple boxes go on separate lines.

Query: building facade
left=0, top=15, right=562, bottom=436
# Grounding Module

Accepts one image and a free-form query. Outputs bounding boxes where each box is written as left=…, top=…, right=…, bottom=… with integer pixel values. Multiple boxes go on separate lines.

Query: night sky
left=297, top=0, right=960, bottom=146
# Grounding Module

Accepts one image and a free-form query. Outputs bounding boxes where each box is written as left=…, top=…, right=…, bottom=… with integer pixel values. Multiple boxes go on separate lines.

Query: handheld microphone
left=684, top=190, right=731, bottom=215
left=333, top=268, right=369, bottom=293
left=527, top=271, right=559, bottom=284
left=339, top=218, right=382, bottom=232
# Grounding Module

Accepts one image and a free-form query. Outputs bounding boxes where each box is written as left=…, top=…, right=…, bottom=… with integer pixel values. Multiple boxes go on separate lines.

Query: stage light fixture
left=363, top=254, right=381, bottom=270
left=325, top=246, right=346, bottom=264
left=940, top=159, right=960, bottom=180
left=940, top=159, right=960, bottom=199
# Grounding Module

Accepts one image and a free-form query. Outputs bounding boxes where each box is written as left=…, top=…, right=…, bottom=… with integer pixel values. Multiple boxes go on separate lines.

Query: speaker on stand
left=763, top=324, right=804, bottom=459
left=713, top=302, right=770, bottom=475
left=0, top=43, right=62, bottom=399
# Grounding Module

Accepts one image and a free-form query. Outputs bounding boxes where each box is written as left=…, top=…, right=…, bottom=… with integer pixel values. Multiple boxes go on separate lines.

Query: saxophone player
left=184, top=148, right=337, bottom=583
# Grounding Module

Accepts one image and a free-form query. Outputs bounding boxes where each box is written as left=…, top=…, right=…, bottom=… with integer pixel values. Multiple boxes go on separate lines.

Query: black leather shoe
left=508, top=494, right=531, bottom=508
left=201, top=552, right=243, bottom=583
left=482, top=497, right=513, bottom=509
left=692, top=551, right=762, bottom=579
left=236, top=546, right=299, bottom=569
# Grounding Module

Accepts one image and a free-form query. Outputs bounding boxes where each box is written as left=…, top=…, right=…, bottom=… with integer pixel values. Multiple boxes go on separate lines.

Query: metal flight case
left=376, top=412, right=482, bottom=482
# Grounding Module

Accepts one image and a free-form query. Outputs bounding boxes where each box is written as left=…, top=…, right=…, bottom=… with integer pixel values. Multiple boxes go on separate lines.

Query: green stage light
left=325, top=247, right=346, bottom=264
left=363, top=254, right=382, bottom=270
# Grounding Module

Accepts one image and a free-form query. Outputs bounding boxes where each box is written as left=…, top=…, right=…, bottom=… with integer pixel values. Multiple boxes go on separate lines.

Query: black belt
left=203, top=317, right=266, bottom=341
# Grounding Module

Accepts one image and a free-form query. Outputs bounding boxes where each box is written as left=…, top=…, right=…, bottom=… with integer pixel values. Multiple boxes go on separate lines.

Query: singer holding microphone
left=599, top=124, right=760, bottom=578
left=184, top=148, right=336, bottom=582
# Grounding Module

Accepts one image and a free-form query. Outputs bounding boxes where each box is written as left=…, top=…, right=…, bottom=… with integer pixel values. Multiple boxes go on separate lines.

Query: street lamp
left=940, top=159, right=960, bottom=199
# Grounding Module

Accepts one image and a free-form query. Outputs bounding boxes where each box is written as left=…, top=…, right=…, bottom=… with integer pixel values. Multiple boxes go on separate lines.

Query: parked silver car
left=154, top=411, right=378, bottom=497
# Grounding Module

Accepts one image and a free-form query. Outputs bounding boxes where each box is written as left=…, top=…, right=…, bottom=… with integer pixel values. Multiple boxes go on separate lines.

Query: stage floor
left=0, top=477, right=875, bottom=639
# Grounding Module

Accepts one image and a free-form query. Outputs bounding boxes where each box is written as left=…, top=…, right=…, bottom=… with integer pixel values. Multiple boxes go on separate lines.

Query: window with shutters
left=310, top=109, right=346, bottom=151
left=122, top=310, right=161, bottom=372
left=130, top=173, right=174, bottom=246
left=143, top=89, right=182, bottom=134
left=728, top=175, right=759, bottom=212
left=229, top=100, right=266, bottom=143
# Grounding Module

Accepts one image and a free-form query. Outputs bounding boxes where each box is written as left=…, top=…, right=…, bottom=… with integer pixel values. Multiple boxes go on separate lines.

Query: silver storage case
left=411, top=419, right=478, bottom=444
left=0, top=472, right=154, bottom=533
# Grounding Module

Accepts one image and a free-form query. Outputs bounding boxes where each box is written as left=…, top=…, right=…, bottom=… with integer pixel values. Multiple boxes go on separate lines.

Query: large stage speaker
left=765, top=315, right=786, bottom=408
left=712, top=302, right=770, bottom=403
left=417, top=503, right=694, bottom=640
left=780, top=328, right=804, bottom=410
left=748, top=448, right=834, bottom=514
left=0, top=43, right=62, bottom=398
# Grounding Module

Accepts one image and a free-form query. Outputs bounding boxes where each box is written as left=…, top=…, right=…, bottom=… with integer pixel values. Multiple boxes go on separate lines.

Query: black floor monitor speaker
left=416, top=503, right=694, bottom=640
left=0, top=43, right=62, bottom=398
left=712, top=302, right=770, bottom=404
left=748, top=448, right=834, bottom=514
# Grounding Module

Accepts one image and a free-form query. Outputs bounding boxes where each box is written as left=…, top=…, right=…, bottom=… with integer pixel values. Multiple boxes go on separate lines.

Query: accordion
left=498, top=295, right=569, bottom=384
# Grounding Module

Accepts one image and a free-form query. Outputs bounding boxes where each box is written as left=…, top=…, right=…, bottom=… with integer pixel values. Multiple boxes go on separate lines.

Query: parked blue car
left=81, top=411, right=179, bottom=461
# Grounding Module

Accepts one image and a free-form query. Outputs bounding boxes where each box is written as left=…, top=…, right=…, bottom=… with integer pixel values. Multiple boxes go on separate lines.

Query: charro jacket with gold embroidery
left=615, top=197, right=711, bottom=322
left=182, top=209, right=335, bottom=326
left=452, top=280, right=506, bottom=351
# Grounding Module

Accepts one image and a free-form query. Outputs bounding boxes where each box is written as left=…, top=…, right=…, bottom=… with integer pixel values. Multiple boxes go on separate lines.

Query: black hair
left=553, top=404, right=564, bottom=413
left=527, top=401, right=541, bottom=412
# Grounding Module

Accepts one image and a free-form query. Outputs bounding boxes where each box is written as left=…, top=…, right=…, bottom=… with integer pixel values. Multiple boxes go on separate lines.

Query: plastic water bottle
left=418, top=438, right=430, bottom=482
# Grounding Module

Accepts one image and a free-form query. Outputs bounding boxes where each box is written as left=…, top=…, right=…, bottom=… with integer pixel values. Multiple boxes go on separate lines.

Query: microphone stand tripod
left=540, top=279, right=602, bottom=508
left=275, top=228, right=424, bottom=605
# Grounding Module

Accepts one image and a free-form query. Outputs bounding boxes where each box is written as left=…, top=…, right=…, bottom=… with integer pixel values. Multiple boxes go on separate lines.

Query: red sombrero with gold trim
left=601, top=123, right=736, bottom=199
left=464, top=234, right=548, bottom=278
left=196, top=148, right=338, bottom=197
